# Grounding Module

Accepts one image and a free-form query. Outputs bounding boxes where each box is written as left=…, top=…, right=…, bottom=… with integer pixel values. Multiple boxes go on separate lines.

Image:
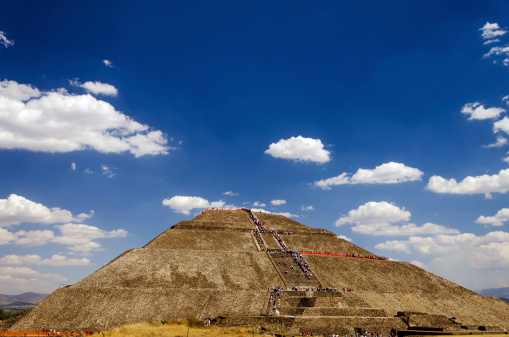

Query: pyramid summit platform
left=9, top=209, right=509, bottom=335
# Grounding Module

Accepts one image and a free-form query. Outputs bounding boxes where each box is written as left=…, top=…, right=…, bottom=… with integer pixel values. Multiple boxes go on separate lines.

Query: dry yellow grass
left=107, top=322, right=268, bottom=337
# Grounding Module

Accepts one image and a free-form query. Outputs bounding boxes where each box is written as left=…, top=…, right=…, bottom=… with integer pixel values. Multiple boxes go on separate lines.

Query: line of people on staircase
left=247, top=209, right=315, bottom=281
left=300, top=251, right=388, bottom=261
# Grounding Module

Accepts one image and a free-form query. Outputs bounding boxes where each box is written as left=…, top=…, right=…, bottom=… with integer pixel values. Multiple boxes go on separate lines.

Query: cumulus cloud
left=427, top=168, right=509, bottom=195
left=337, top=235, right=352, bottom=242
left=39, top=254, right=91, bottom=266
left=0, top=228, right=16, bottom=245
left=301, top=205, right=314, bottom=211
left=253, top=201, right=266, bottom=207
left=484, top=136, right=508, bottom=148
left=70, top=79, right=118, bottom=96
left=265, top=136, right=331, bottom=164
left=410, top=260, right=425, bottom=268
left=0, top=218, right=127, bottom=253
left=0, top=79, right=41, bottom=101
left=52, top=223, right=127, bottom=253
left=461, top=102, right=505, bottom=120
left=0, top=266, right=66, bottom=282
left=0, top=79, right=170, bottom=157
left=0, top=274, right=61, bottom=294
left=0, top=194, right=88, bottom=227
left=162, top=196, right=225, bottom=215
left=103, top=60, right=114, bottom=68
left=0, top=254, right=41, bottom=265
left=493, top=117, right=509, bottom=137
left=335, top=201, right=458, bottom=236
left=222, top=191, right=239, bottom=196
left=0, top=31, right=14, bottom=48
left=251, top=208, right=299, bottom=218
left=271, top=199, right=286, bottom=206
left=0, top=266, right=40, bottom=277
left=315, top=162, right=423, bottom=189
left=71, top=162, right=76, bottom=170
left=480, top=22, right=507, bottom=40
left=375, top=231, right=509, bottom=260
left=476, top=208, right=509, bottom=227
left=14, top=230, right=55, bottom=246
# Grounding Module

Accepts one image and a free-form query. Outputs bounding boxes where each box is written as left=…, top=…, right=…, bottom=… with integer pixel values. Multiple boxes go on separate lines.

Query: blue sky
left=1, top=0, right=509, bottom=294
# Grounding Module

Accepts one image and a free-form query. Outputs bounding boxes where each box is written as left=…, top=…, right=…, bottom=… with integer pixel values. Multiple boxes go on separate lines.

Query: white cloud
left=0, top=266, right=66, bottom=282
left=253, top=201, right=266, bottom=207
left=0, top=266, right=40, bottom=276
left=461, top=102, right=505, bottom=120
left=480, top=22, right=507, bottom=40
left=39, top=254, right=91, bottom=266
left=251, top=208, right=299, bottom=218
left=15, top=230, right=55, bottom=246
left=53, top=223, right=127, bottom=245
left=0, top=79, right=170, bottom=157
left=301, top=205, right=314, bottom=211
left=0, top=79, right=41, bottom=101
left=162, top=196, right=225, bottom=215
left=75, top=210, right=94, bottom=222
left=271, top=199, right=286, bottom=206
left=70, top=79, right=118, bottom=96
left=84, top=168, right=93, bottom=174
left=0, top=194, right=82, bottom=227
left=67, top=241, right=102, bottom=253
left=315, top=162, right=423, bottom=189
left=410, top=260, right=425, bottom=268
left=71, top=162, right=76, bottom=170
left=427, top=168, right=509, bottom=195
left=484, top=39, right=500, bottom=45
left=476, top=208, right=509, bottom=227
left=1, top=220, right=126, bottom=253
left=0, top=274, right=62, bottom=294
left=337, top=235, right=351, bottom=242
left=375, top=231, right=509, bottom=258
left=103, top=60, right=114, bottom=68
left=101, top=164, right=116, bottom=178
left=484, top=136, right=508, bottom=148
left=335, top=201, right=459, bottom=236
left=0, top=31, right=14, bottom=48
left=222, top=191, right=239, bottom=196
left=0, top=228, right=16, bottom=245
left=265, top=136, right=331, bottom=164
left=0, top=254, right=41, bottom=265
left=483, top=46, right=509, bottom=64
left=493, top=116, right=509, bottom=136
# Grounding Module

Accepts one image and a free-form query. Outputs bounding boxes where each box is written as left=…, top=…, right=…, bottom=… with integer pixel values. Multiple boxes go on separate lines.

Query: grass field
left=107, top=322, right=268, bottom=337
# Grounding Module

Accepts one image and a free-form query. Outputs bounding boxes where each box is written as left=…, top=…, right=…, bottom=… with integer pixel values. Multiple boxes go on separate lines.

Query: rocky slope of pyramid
left=10, top=209, right=509, bottom=334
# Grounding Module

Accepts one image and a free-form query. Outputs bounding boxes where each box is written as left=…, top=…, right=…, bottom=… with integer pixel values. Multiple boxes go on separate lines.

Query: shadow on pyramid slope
left=8, top=209, right=509, bottom=335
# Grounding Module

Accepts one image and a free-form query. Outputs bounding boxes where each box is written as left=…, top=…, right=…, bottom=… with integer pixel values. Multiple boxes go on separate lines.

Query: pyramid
left=10, top=209, right=509, bottom=335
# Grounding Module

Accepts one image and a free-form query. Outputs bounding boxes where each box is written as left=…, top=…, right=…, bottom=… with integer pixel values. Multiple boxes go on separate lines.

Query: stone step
left=300, top=307, right=387, bottom=317
left=292, top=316, right=408, bottom=335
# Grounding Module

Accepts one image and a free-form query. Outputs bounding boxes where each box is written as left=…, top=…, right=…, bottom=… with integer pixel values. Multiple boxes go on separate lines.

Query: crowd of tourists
left=44, top=329, right=101, bottom=335
left=267, top=286, right=284, bottom=316
left=247, top=209, right=315, bottom=280
left=251, top=229, right=266, bottom=250
left=310, top=332, right=397, bottom=337
left=300, top=251, right=388, bottom=261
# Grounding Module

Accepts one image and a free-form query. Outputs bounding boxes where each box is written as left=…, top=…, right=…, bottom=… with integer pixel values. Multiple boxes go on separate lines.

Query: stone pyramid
left=10, top=209, right=509, bottom=335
